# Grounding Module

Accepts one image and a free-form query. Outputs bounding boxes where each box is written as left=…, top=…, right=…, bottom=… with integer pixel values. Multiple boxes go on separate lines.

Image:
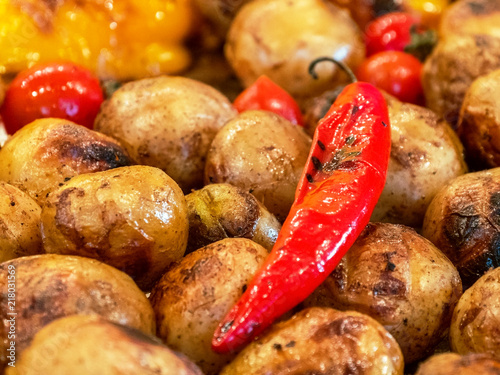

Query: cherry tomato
left=0, top=62, right=104, bottom=134
left=356, top=51, right=424, bottom=106
left=233, top=75, right=304, bottom=126
left=365, top=12, right=419, bottom=57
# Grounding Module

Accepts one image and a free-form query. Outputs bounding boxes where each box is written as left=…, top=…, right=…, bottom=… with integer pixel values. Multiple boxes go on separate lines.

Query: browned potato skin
left=415, top=353, right=500, bottom=375
left=0, top=118, right=133, bottom=205
left=371, top=96, right=467, bottom=227
left=0, top=254, right=155, bottom=372
left=192, top=0, right=251, bottom=36
left=457, top=69, right=500, bottom=169
left=305, top=223, right=462, bottom=363
left=225, top=0, right=365, bottom=102
left=422, top=168, right=500, bottom=288
left=150, top=238, right=269, bottom=375
left=7, top=315, right=203, bottom=375
left=0, top=181, right=42, bottom=262
left=41, top=165, right=189, bottom=291
left=186, top=183, right=280, bottom=253
left=422, top=34, right=500, bottom=128
left=220, top=307, right=404, bottom=375
left=204, top=110, right=311, bottom=222
left=94, top=75, right=237, bottom=193
left=450, top=268, right=500, bottom=360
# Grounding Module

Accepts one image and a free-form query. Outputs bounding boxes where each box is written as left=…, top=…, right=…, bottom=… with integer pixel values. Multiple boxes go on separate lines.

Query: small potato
left=304, top=223, right=462, bottom=363
left=220, top=307, right=404, bottom=375
left=422, top=34, right=500, bottom=127
left=371, top=96, right=467, bottom=227
left=150, top=238, right=269, bottom=375
left=8, top=315, right=203, bottom=375
left=186, top=183, right=280, bottom=253
left=95, top=75, right=237, bottom=193
left=41, top=165, right=189, bottom=291
left=457, top=69, right=500, bottom=169
left=415, top=353, right=500, bottom=375
left=0, top=181, right=42, bottom=262
left=225, top=0, right=365, bottom=101
left=0, top=254, right=155, bottom=371
left=0, top=118, right=133, bottom=205
left=204, top=110, right=311, bottom=222
left=422, top=168, right=500, bottom=288
left=450, top=268, right=500, bottom=360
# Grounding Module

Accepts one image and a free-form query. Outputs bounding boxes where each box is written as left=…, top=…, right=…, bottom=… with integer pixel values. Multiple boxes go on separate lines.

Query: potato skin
left=0, top=181, right=42, bottom=262
left=0, top=254, right=155, bottom=371
left=186, top=183, right=280, bottom=253
left=7, top=315, right=203, bottom=375
left=192, top=0, right=251, bottom=36
left=150, top=238, right=269, bottom=375
left=415, top=353, right=500, bottom=375
left=204, top=110, right=311, bottom=222
left=225, top=0, right=365, bottom=101
left=0, top=118, right=133, bottom=205
left=450, top=268, right=500, bottom=360
left=371, top=97, right=467, bottom=227
left=305, top=223, right=462, bottom=363
left=422, top=168, right=500, bottom=288
left=41, top=165, right=189, bottom=290
left=94, top=75, right=237, bottom=193
left=457, top=69, right=500, bottom=169
left=220, top=307, right=404, bottom=375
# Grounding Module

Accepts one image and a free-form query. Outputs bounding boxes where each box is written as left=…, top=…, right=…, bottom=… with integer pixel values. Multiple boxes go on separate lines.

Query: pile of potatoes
left=2, top=0, right=500, bottom=374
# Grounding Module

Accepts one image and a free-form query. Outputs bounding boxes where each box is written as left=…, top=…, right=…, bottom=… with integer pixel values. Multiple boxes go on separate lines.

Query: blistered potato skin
left=150, top=238, right=269, bottom=375
left=415, top=352, right=500, bottom=375
left=7, top=315, right=203, bottom=375
left=186, top=183, right=280, bottom=253
left=225, top=0, right=365, bottom=101
left=450, top=268, right=500, bottom=360
left=457, top=69, right=500, bottom=169
left=371, top=97, right=467, bottom=227
left=0, top=181, right=42, bottom=262
left=94, top=75, right=237, bottom=193
left=204, top=110, right=311, bottom=222
left=0, top=118, right=133, bottom=205
left=0, top=254, right=155, bottom=371
left=220, top=307, right=404, bottom=375
left=422, top=168, right=500, bottom=288
left=41, top=165, right=188, bottom=291
left=305, top=223, right=462, bottom=363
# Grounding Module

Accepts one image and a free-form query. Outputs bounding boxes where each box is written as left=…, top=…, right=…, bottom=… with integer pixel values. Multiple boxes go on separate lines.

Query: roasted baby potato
left=150, top=238, right=269, bottom=375
left=186, top=183, right=280, bottom=253
left=422, top=34, right=500, bottom=127
left=8, top=315, right=203, bottom=375
left=0, top=118, right=132, bottom=206
left=304, top=223, right=462, bottom=363
left=422, top=168, right=500, bottom=288
left=371, top=96, right=467, bottom=227
left=204, top=110, right=311, bottom=222
left=41, top=165, right=189, bottom=291
left=0, top=254, right=155, bottom=372
left=415, top=353, right=500, bottom=375
left=95, top=75, right=237, bottom=193
left=220, top=307, right=404, bottom=375
left=0, top=181, right=42, bottom=262
left=225, top=0, right=365, bottom=101
left=457, top=69, right=500, bottom=169
left=450, top=268, right=500, bottom=360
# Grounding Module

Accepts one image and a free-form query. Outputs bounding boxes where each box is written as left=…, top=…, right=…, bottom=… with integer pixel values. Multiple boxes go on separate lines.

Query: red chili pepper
left=0, top=61, right=104, bottom=134
left=233, top=75, right=304, bottom=126
left=212, top=57, right=391, bottom=354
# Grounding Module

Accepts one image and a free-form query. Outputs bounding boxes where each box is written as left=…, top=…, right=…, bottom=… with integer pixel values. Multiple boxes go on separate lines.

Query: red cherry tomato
left=233, top=75, right=304, bottom=126
left=0, top=62, right=104, bottom=134
left=356, top=51, right=424, bottom=106
left=365, top=12, right=419, bottom=57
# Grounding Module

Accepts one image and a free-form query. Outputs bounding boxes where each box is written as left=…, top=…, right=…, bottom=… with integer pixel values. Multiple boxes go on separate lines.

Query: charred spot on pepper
left=311, top=156, right=323, bottom=171
left=351, top=105, right=359, bottom=116
left=317, top=140, right=326, bottom=150
left=345, top=135, right=356, bottom=146
left=382, top=121, right=388, bottom=127
left=306, top=174, right=314, bottom=183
